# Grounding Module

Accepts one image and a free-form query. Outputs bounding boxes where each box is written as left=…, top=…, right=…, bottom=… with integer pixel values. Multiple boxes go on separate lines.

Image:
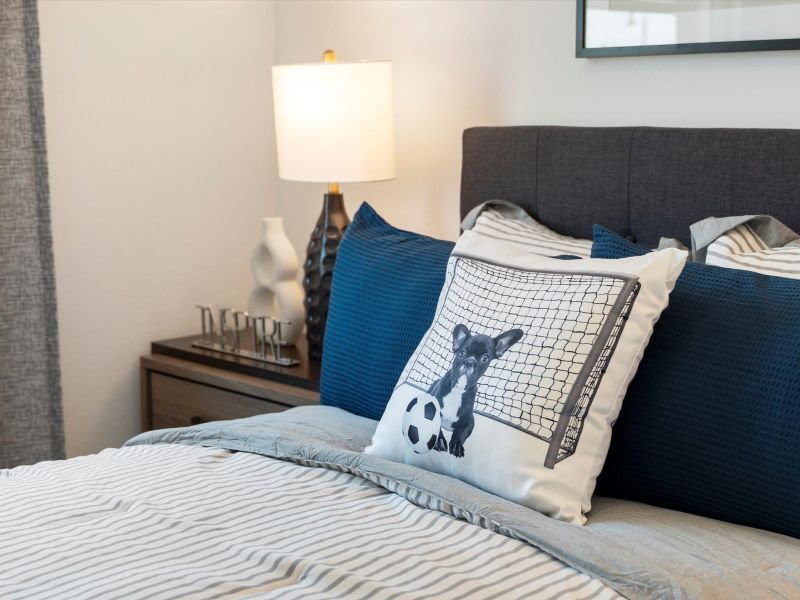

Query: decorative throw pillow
left=320, top=203, right=454, bottom=420
left=367, top=230, right=686, bottom=523
left=592, top=225, right=800, bottom=539
left=465, top=202, right=592, bottom=258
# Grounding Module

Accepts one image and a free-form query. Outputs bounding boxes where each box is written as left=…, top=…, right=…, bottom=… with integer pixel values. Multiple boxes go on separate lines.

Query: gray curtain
left=0, top=0, right=64, bottom=467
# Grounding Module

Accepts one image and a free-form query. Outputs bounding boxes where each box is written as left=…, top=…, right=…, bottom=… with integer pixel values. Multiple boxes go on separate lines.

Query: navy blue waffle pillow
left=320, top=203, right=454, bottom=420
left=592, top=225, right=800, bottom=539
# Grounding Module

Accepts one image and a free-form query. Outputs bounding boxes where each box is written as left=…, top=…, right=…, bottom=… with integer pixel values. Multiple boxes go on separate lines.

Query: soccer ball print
left=401, top=394, right=441, bottom=454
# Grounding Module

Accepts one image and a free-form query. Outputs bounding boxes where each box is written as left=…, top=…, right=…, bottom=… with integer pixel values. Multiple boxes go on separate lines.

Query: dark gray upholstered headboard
left=460, top=126, right=800, bottom=247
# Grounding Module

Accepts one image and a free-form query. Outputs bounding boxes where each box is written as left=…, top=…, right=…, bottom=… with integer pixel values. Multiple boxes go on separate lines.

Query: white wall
left=39, top=0, right=277, bottom=457
left=274, top=0, right=800, bottom=250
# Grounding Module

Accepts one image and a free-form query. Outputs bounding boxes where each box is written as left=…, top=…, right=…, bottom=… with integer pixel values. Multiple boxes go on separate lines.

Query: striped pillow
left=706, top=223, right=800, bottom=280
left=471, top=208, right=592, bottom=258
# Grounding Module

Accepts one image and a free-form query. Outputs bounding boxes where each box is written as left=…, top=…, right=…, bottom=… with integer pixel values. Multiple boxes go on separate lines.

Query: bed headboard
left=460, top=126, right=800, bottom=247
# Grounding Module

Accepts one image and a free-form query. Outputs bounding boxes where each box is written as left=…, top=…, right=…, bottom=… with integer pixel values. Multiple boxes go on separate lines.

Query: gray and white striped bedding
left=704, top=222, right=800, bottom=279
left=690, top=214, right=800, bottom=278
left=466, top=205, right=592, bottom=258
left=0, top=443, right=618, bottom=600
left=4, top=407, right=799, bottom=600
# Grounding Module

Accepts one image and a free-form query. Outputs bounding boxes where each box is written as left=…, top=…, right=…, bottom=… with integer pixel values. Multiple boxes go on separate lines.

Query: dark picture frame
left=576, top=0, right=800, bottom=58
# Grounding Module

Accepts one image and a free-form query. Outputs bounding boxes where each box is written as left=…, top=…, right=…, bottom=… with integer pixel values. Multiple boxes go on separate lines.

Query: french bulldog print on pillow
left=367, top=230, right=687, bottom=524
left=430, top=324, right=523, bottom=458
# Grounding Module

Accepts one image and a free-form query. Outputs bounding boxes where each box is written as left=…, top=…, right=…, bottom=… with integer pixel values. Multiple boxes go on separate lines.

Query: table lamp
left=272, top=50, right=396, bottom=360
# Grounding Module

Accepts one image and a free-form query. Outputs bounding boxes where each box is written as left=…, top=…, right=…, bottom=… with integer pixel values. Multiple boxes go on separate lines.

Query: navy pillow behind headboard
left=320, top=203, right=454, bottom=421
left=593, top=225, right=800, bottom=539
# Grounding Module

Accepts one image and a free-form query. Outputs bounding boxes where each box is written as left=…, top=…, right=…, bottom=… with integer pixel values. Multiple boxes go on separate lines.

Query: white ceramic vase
left=247, top=217, right=304, bottom=345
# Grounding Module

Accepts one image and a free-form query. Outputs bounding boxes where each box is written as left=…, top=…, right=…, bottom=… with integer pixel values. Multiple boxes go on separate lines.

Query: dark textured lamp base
left=303, top=193, right=350, bottom=361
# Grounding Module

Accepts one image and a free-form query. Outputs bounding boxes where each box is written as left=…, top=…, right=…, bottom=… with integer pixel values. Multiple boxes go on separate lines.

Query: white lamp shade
left=272, top=60, right=396, bottom=183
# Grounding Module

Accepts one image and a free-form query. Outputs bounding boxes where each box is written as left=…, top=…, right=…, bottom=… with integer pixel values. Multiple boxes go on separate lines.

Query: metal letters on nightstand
left=192, top=306, right=299, bottom=367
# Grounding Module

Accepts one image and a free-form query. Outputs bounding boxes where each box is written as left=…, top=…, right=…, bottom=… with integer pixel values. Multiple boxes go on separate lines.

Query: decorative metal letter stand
left=192, top=305, right=299, bottom=367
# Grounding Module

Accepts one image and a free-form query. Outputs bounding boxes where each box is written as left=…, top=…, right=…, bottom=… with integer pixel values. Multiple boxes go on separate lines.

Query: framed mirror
left=577, top=0, right=800, bottom=57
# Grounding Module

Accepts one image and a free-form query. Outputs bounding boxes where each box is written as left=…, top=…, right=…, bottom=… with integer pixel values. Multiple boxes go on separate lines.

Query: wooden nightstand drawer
left=140, top=352, right=319, bottom=432
left=150, top=373, right=287, bottom=429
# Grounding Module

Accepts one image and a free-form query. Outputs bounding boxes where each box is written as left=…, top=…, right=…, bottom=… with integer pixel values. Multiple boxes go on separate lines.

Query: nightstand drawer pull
left=189, top=416, right=205, bottom=425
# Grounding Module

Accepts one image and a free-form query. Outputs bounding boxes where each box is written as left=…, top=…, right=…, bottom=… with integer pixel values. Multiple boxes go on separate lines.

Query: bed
left=3, top=126, right=799, bottom=599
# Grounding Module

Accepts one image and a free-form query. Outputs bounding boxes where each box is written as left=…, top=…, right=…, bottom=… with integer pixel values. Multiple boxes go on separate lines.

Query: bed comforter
left=2, top=406, right=798, bottom=599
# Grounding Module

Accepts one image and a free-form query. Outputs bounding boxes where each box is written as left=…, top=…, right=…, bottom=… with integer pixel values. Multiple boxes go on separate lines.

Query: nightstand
left=140, top=334, right=320, bottom=431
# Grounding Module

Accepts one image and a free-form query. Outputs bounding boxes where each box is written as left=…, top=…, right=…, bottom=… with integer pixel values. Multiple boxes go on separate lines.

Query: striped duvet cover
left=5, top=407, right=799, bottom=600
left=0, top=443, right=618, bottom=600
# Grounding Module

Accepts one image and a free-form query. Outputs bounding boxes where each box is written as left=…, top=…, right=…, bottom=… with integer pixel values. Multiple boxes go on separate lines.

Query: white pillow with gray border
left=367, top=230, right=686, bottom=524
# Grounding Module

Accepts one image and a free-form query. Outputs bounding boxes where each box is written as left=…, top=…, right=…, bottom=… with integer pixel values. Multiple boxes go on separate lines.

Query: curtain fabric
left=0, top=0, right=64, bottom=467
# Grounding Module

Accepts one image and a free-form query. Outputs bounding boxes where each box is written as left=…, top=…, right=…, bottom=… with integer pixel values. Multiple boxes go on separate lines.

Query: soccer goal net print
left=403, top=256, right=640, bottom=469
